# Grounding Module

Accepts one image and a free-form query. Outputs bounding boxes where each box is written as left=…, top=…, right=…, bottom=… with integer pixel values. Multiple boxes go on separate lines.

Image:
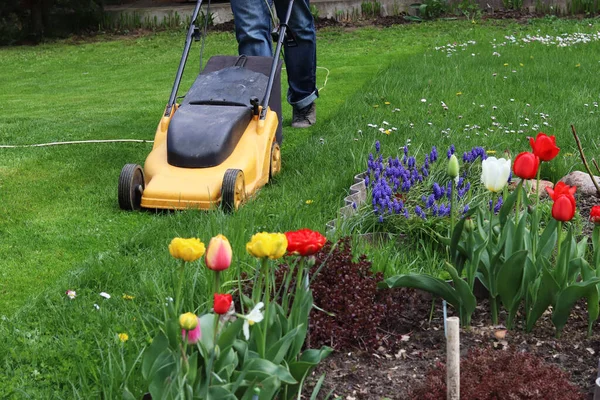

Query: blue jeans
left=230, top=0, right=317, bottom=109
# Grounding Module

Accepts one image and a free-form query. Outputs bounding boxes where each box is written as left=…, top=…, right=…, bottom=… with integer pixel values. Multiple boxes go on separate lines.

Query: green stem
left=515, top=180, right=523, bottom=224
left=450, top=179, right=456, bottom=236
left=214, top=271, right=221, bottom=297
left=490, top=296, right=498, bottom=325
left=261, top=258, right=270, bottom=358
left=556, top=221, right=563, bottom=266
left=489, top=193, right=498, bottom=325
left=175, top=260, right=186, bottom=315
left=237, top=260, right=245, bottom=314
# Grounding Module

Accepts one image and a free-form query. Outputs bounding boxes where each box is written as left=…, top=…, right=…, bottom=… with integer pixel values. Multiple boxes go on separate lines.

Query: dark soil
left=309, top=288, right=600, bottom=399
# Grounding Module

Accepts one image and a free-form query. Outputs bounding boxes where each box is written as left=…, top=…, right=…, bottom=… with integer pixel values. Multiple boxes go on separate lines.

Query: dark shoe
left=291, top=102, right=316, bottom=128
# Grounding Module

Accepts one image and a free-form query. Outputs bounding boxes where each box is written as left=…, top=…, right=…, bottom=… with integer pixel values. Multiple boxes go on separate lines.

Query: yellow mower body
left=139, top=106, right=280, bottom=210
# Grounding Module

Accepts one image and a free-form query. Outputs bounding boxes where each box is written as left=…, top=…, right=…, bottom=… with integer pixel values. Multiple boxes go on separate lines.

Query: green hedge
left=0, top=0, right=104, bottom=46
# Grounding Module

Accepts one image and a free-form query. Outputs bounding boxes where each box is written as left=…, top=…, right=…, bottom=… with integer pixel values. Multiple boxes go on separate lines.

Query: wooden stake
left=446, top=316, right=460, bottom=400
left=593, top=358, right=600, bottom=400
left=571, top=125, right=600, bottom=196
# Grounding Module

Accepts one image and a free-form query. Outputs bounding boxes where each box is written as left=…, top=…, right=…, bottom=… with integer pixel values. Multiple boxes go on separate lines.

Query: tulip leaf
left=593, top=227, right=600, bottom=271
left=122, top=388, right=136, bottom=400
left=379, top=274, right=461, bottom=310
left=214, top=348, right=238, bottom=380
left=199, top=313, right=216, bottom=350
left=218, top=318, right=245, bottom=352
left=187, top=352, right=199, bottom=385
left=445, top=261, right=476, bottom=325
left=552, top=279, right=600, bottom=336
left=502, top=220, right=515, bottom=261
left=208, top=386, right=238, bottom=400
left=499, top=183, right=519, bottom=225
left=497, top=250, right=528, bottom=327
left=577, top=237, right=588, bottom=259
left=526, top=264, right=559, bottom=332
left=267, top=326, right=301, bottom=365
left=141, top=330, right=169, bottom=380
left=241, top=358, right=297, bottom=384
left=536, top=219, right=558, bottom=259
left=288, top=348, right=333, bottom=385
left=586, top=287, right=600, bottom=336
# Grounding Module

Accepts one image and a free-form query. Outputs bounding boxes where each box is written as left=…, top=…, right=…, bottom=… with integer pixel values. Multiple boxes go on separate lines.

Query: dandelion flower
left=305, top=200, right=313, bottom=205
left=122, top=294, right=134, bottom=300
left=118, top=333, right=129, bottom=343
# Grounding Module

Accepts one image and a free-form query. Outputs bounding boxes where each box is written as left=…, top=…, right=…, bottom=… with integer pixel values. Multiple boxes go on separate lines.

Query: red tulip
left=590, top=205, right=600, bottom=224
left=285, top=229, right=327, bottom=256
left=205, top=234, right=232, bottom=271
left=551, top=194, right=576, bottom=222
left=213, top=293, right=232, bottom=315
left=529, top=132, right=560, bottom=161
left=546, top=181, right=577, bottom=201
left=512, top=152, right=539, bottom=180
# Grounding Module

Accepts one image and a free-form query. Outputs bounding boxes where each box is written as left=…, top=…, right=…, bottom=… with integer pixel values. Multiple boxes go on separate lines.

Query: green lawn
left=1, top=18, right=600, bottom=397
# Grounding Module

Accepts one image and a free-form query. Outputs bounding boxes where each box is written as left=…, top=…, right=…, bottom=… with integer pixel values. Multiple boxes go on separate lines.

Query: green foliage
left=310, top=5, right=320, bottom=20
left=567, top=0, right=599, bottom=14
left=407, top=0, right=449, bottom=21
left=361, top=0, right=382, bottom=18
left=0, top=0, right=104, bottom=45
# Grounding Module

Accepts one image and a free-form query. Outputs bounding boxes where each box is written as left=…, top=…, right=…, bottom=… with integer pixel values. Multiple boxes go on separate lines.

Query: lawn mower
left=118, top=0, right=294, bottom=212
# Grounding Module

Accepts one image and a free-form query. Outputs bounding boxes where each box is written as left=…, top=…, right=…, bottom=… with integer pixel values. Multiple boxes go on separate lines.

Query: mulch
left=308, top=287, right=600, bottom=399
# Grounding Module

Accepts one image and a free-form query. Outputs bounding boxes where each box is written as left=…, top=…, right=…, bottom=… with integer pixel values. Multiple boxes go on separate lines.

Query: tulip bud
left=464, top=218, right=474, bottom=233
left=447, top=154, right=459, bottom=179
left=179, top=312, right=198, bottom=330
left=205, top=234, right=232, bottom=271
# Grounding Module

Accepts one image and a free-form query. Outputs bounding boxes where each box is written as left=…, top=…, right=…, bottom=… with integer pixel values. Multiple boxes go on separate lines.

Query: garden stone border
left=326, top=172, right=368, bottom=233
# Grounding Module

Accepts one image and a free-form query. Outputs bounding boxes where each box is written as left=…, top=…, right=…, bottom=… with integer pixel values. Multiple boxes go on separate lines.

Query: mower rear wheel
left=269, top=141, right=281, bottom=179
left=118, top=164, right=145, bottom=211
left=222, top=169, right=246, bottom=212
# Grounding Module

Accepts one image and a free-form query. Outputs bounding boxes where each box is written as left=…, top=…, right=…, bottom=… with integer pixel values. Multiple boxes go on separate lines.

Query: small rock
left=560, top=171, right=600, bottom=196
left=494, top=329, right=507, bottom=340
left=509, top=179, right=553, bottom=198
left=586, top=347, right=595, bottom=355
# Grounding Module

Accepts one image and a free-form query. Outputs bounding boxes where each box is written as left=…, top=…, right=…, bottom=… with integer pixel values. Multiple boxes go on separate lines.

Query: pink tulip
left=181, top=317, right=202, bottom=344
left=205, top=234, right=232, bottom=271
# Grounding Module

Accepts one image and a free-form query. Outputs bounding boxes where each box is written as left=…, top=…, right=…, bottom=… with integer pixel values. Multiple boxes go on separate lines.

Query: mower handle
left=165, top=0, right=205, bottom=117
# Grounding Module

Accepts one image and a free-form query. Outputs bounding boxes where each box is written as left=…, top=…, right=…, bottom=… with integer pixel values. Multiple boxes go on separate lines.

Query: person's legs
left=274, top=0, right=317, bottom=111
left=230, top=0, right=273, bottom=57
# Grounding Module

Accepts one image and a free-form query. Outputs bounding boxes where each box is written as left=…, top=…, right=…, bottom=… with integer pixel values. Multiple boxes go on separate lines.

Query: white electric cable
left=0, top=139, right=153, bottom=149
left=1, top=66, right=330, bottom=149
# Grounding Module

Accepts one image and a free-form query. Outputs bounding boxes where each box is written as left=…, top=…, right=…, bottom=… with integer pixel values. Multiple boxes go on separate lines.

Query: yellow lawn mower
left=118, top=0, right=295, bottom=212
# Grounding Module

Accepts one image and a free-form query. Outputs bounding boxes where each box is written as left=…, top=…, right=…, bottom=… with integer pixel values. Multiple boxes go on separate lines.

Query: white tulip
left=481, top=157, right=511, bottom=193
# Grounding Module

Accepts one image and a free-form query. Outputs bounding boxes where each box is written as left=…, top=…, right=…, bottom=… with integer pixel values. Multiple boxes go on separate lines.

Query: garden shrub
left=410, top=348, right=585, bottom=400
left=308, top=237, right=386, bottom=350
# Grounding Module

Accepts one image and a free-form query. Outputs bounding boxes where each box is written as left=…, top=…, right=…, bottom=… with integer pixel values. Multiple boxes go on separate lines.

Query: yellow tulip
left=179, top=312, right=198, bottom=330
left=169, top=238, right=205, bottom=262
left=246, top=232, right=288, bottom=259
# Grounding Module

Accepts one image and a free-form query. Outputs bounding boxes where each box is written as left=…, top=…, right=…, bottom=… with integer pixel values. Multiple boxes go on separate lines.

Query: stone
left=508, top=179, right=554, bottom=199
left=560, top=171, right=600, bottom=196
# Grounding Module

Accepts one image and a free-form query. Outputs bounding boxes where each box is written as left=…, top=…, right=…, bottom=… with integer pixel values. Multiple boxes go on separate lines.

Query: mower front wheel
left=221, top=169, right=246, bottom=212
left=118, top=164, right=145, bottom=211
left=269, top=140, right=281, bottom=179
